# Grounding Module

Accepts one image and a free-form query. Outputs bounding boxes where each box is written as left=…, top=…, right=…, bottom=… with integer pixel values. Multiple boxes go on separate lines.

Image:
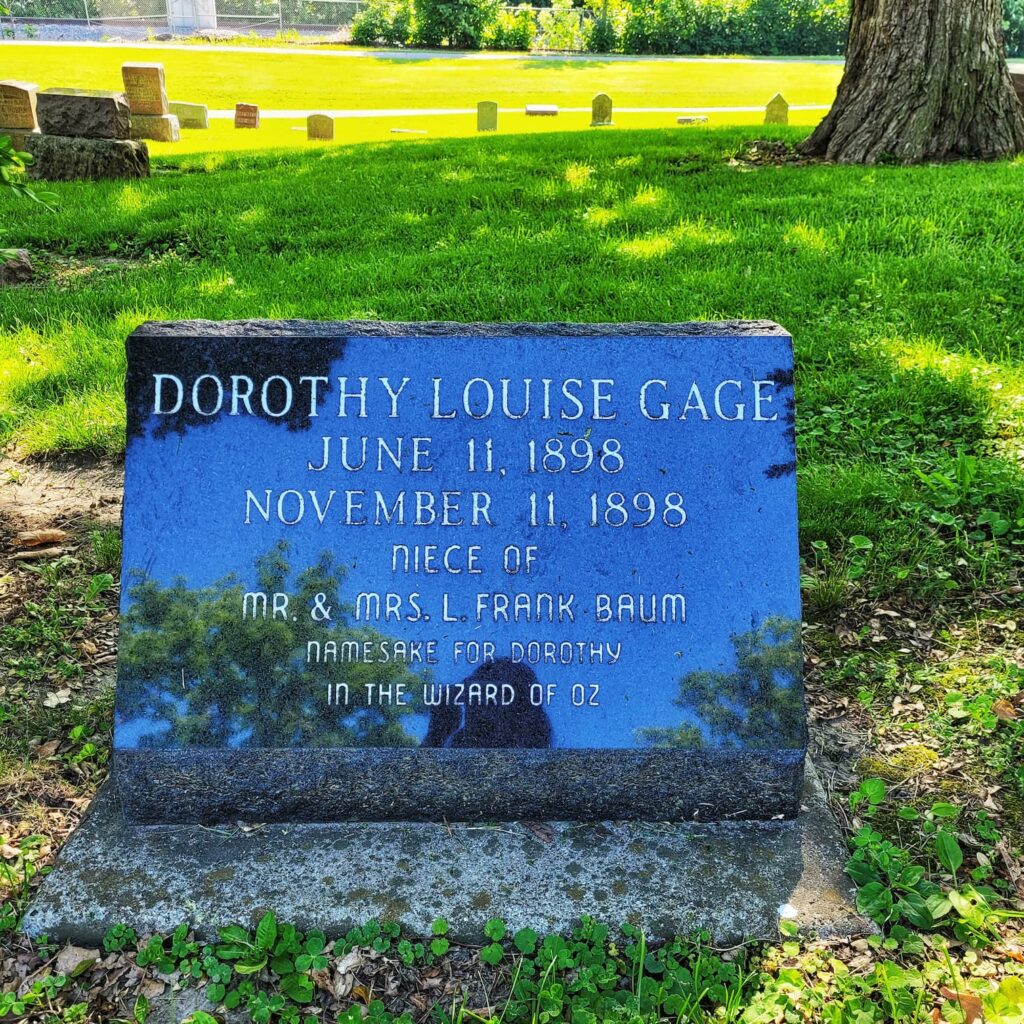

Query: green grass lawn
left=3, top=120, right=1024, bottom=1021
left=2, top=125, right=1024, bottom=608
left=2, top=44, right=840, bottom=144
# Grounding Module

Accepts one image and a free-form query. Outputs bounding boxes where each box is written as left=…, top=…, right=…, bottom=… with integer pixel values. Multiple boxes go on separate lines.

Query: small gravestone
left=526, top=104, right=558, bottom=116
left=0, top=80, right=39, bottom=129
left=307, top=113, right=334, bottom=141
left=131, top=114, right=180, bottom=143
left=121, top=63, right=169, bottom=116
left=234, top=103, right=260, bottom=129
left=590, top=93, right=613, bottom=126
left=21, top=320, right=869, bottom=946
left=765, top=93, right=789, bottom=125
left=36, top=89, right=131, bottom=139
left=477, top=100, right=498, bottom=132
left=0, top=80, right=40, bottom=150
left=169, top=101, right=209, bottom=129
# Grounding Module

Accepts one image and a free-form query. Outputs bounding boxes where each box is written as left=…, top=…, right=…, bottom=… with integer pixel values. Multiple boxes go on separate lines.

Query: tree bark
left=800, top=0, right=1024, bottom=164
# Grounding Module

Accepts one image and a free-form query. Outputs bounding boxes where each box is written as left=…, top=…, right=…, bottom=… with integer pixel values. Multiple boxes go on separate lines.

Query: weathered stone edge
left=129, top=319, right=790, bottom=338
left=23, top=760, right=873, bottom=946
left=114, top=746, right=806, bottom=825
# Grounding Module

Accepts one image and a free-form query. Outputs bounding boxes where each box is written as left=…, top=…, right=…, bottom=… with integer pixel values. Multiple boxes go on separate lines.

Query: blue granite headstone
left=114, top=320, right=805, bottom=823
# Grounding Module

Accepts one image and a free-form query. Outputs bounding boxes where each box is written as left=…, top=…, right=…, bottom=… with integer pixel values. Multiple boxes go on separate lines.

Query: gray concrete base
left=22, top=762, right=871, bottom=945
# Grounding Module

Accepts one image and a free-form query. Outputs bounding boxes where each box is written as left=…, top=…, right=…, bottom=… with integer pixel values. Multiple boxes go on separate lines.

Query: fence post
left=84, top=0, right=91, bottom=27
left=278, top=0, right=284, bottom=32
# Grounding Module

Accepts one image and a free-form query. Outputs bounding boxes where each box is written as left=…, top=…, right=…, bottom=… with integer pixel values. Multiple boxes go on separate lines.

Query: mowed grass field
left=3, top=122, right=1024, bottom=608
left=0, top=43, right=841, bottom=151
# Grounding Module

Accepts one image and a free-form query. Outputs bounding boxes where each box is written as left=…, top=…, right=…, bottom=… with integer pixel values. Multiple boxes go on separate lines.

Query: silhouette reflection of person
left=422, top=659, right=553, bottom=749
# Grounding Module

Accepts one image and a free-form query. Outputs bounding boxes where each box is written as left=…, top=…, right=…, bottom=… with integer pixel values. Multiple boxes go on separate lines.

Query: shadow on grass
left=2, top=123, right=1024, bottom=604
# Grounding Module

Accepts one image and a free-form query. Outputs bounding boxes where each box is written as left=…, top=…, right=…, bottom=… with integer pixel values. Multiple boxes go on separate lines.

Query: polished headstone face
left=114, top=321, right=805, bottom=824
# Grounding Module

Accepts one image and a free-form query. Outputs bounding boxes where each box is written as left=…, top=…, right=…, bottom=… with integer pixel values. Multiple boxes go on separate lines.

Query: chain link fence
left=4, top=0, right=373, bottom=30
left=213, top=0, right=360, bottom=30
left=7, top=0, right=168, bottom=24
left=2, top=0, right=590, bottom=38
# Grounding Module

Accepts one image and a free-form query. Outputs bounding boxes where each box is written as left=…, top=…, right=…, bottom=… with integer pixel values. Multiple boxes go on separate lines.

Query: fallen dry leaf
left=11, top=546, right=68, bottom=561
left=993, top=698, right=1018, bottom=721
left=56, top=944, right=99, bottom=978
left=16, top=528, right=70, bottom=548
left=940, top=987, right=983, bottom=1024
left=522, top=820, right=554, bottom=843
left=138, top=977, right=166, bottom=999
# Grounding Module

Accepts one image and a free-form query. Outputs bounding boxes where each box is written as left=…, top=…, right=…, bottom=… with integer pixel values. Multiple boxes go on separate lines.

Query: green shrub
left=621, top=0, right=696, bottom=53
left=351, top=0, right=412, bottom=44
left=484, top=4, right=535, bottom=49
left=616, top=0, right=848, bottom=55
left=536, top=0, right=585, bottom=50
left=583, top=0, right=624, bottom=51
left=413, top=0, right=499, bottom=47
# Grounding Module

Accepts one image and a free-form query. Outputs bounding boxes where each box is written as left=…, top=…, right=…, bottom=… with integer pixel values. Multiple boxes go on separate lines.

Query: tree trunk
left=800, top=0, right=1024, bottom=164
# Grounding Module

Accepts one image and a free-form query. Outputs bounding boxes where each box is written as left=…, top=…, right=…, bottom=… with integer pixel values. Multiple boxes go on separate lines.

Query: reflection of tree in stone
left=638, top=616, right=803, bottom=750
left=117, top=542, right=422, bottom=749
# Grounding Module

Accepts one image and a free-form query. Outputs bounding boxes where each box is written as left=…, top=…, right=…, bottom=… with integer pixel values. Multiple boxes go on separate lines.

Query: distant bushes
left=484, top=5, right=536, bottom=50
left=350, top=0, right=1024, bottom=56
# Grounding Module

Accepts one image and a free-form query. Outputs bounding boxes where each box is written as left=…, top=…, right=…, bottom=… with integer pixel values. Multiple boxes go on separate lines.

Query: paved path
left=209, top=104, right=831, bottom=118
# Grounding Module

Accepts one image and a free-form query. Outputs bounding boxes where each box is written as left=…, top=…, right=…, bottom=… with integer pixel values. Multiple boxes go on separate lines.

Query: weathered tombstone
left=477, top=100, right=498, bottom=132
left=307, top=113, right=334, bottom=141
left=36, top=89, right=131, bottom=139
left=590, top=93, right=613, bottom=126
left=0, top=81, right=40, bottom=150
left=131, top=113, right=181, bottom=143
left=121, top=62, right=169, bottom=116
left=25, top=135, right=149, bottom=180
left=169, top=101, right=210, bottom=129
left=234, top=102, right=260, bottom=129
left=765, top=93, right=789, bottom=126
left=22, top=320, right=867, bottom=945
left=525, top=104, right=558, bottom=116
left=0, top=80, right=39, bottom=130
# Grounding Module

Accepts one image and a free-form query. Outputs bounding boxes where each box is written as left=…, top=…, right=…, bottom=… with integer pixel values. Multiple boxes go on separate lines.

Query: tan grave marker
left=307, top=113, right=334, bottom=141
left=525, top=104, right=558, bottom=117
left=169, top=101, right=209, bottom=129
left=590, top=93, right=613, bottom=126
left=121, top=63, right=169, bottom=116
left=235, top=103, right=260, bottom=129
left=0, top=81, right=40, bottom=131
left=477, top=100, right=498, bottom=132
left=131, top=113, right=181, bottom=143
left=764, top=93, right=789, bottom=125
